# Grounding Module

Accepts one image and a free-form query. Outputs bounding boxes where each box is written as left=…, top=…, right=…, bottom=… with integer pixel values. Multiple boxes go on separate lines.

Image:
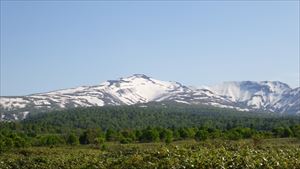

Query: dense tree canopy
left=0, top=103, right=299, bottom=152
left=19, top=102, right=300, bottom=133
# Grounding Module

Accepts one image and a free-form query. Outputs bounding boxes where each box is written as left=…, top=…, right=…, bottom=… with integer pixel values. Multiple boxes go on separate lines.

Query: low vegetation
left=0, top=139, right=300, bottom=169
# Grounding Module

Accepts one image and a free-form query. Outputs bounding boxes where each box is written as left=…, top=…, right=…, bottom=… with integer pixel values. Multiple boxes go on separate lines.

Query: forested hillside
left=1, top=102, right=300, bottom=168
left=20, top=102, right=299, bottom=132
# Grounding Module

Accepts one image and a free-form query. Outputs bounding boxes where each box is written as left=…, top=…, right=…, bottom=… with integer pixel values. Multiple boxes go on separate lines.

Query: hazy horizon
left=1, top=1, right=299, bottom=96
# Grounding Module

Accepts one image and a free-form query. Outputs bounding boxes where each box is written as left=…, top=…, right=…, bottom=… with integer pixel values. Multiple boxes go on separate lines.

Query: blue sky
left=1, top=1, right=299, bottom=96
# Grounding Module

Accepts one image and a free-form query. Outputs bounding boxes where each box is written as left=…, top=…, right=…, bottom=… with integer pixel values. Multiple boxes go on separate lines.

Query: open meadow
left=1, top=138, right=300, bottom=169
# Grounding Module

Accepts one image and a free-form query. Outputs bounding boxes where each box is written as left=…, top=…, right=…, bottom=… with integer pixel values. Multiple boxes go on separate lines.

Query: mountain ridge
left=1, top=74, right=299, bottom=120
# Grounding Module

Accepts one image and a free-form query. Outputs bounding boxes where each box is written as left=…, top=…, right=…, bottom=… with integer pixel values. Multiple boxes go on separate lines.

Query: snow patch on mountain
left=0, top=98, right=29, bottom=109
left=97, top=74, right=185, bottom=104
left=0, top=74, right=299, bottom=121
left=207, top=81, right=293, bottom=112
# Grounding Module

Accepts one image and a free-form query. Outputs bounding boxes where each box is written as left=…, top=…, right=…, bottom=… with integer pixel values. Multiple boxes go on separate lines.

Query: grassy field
left=0, top=138, right=300, bottom=169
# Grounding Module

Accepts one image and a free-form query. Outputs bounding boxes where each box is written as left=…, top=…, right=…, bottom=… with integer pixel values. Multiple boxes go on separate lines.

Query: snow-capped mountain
left=272, top=87, right=300, bottom=114
left=207, top=81, right=293, bottom=111
left=0, top=74, right=299, bottom=120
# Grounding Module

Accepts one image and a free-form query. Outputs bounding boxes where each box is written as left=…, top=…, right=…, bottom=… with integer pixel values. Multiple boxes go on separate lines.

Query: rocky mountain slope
left=0, top=74, right=299, bottom=120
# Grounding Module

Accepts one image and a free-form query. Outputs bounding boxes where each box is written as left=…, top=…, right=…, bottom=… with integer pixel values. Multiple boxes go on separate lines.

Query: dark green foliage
left=139, top=127, right=160, bottom=142
left=105, top=128, right=120, bottom=141
left=35, top=135, right=65, bottom=146
left=273, top=127, right=294, bottom=138
left=195, top=130, right=209, bottom=141
left=0, top=130, right=29, bottom=152
left=21, top=103, right=300, bottom=132
left=226, top=130, right=243, bottom=140
left=172, top=130, right=180, bottom=140
left=208, top=128, right=222, bottom=139
left=283, top=127, right=293, bottom=137
left=121, top=129, right=136, bottom=141
left=66, top=133, right=79, bottom=145
left=237, top=127, right=255, bottom=138
left=178, top=128, right=189, bottom=139
left=159, top=128, right=173, bottom=144
left=0, top=103, right=299, bottom=152
left=94, top=137, right=105, bottom=146
left=273, top=127, right=285, bottom=137
left=120, top=137, right=133, bottom=144
left=79, top=128, right=102, bottom=145
left=291, top=125, right=300, bottom=139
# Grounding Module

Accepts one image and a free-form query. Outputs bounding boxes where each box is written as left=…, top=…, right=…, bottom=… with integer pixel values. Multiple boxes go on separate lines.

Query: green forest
left=1, top=103, right=300, bottom=168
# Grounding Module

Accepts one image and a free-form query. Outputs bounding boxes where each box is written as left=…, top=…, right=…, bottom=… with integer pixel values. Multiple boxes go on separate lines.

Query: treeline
left=1, top=125, right=300, bottom=152
left=1, top=103, right=300, bottom=152
left=20, top=103, right=300, bottom=133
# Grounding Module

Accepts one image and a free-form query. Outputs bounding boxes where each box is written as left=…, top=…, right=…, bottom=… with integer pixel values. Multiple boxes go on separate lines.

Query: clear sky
left=1, top=1, right=299, bottom=96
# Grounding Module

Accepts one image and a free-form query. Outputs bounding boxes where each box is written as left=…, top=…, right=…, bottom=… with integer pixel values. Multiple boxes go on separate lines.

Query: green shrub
left=37, top=135, right=65, bottom=146
left=120, top=137, right=133, bottom=144
left=66, top=133, right=79, bottom=145
left=195, top=130, right=209, bottom=141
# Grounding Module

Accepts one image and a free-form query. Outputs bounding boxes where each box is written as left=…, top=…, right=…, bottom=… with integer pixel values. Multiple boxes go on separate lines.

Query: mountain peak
left=129, top=74, right=151, bottom=79
left=1, top=76, right=299, bottom=121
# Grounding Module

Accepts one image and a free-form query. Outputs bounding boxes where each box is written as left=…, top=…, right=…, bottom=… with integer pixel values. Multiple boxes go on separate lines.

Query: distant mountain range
left=1, top=74, right=299, bottom=120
